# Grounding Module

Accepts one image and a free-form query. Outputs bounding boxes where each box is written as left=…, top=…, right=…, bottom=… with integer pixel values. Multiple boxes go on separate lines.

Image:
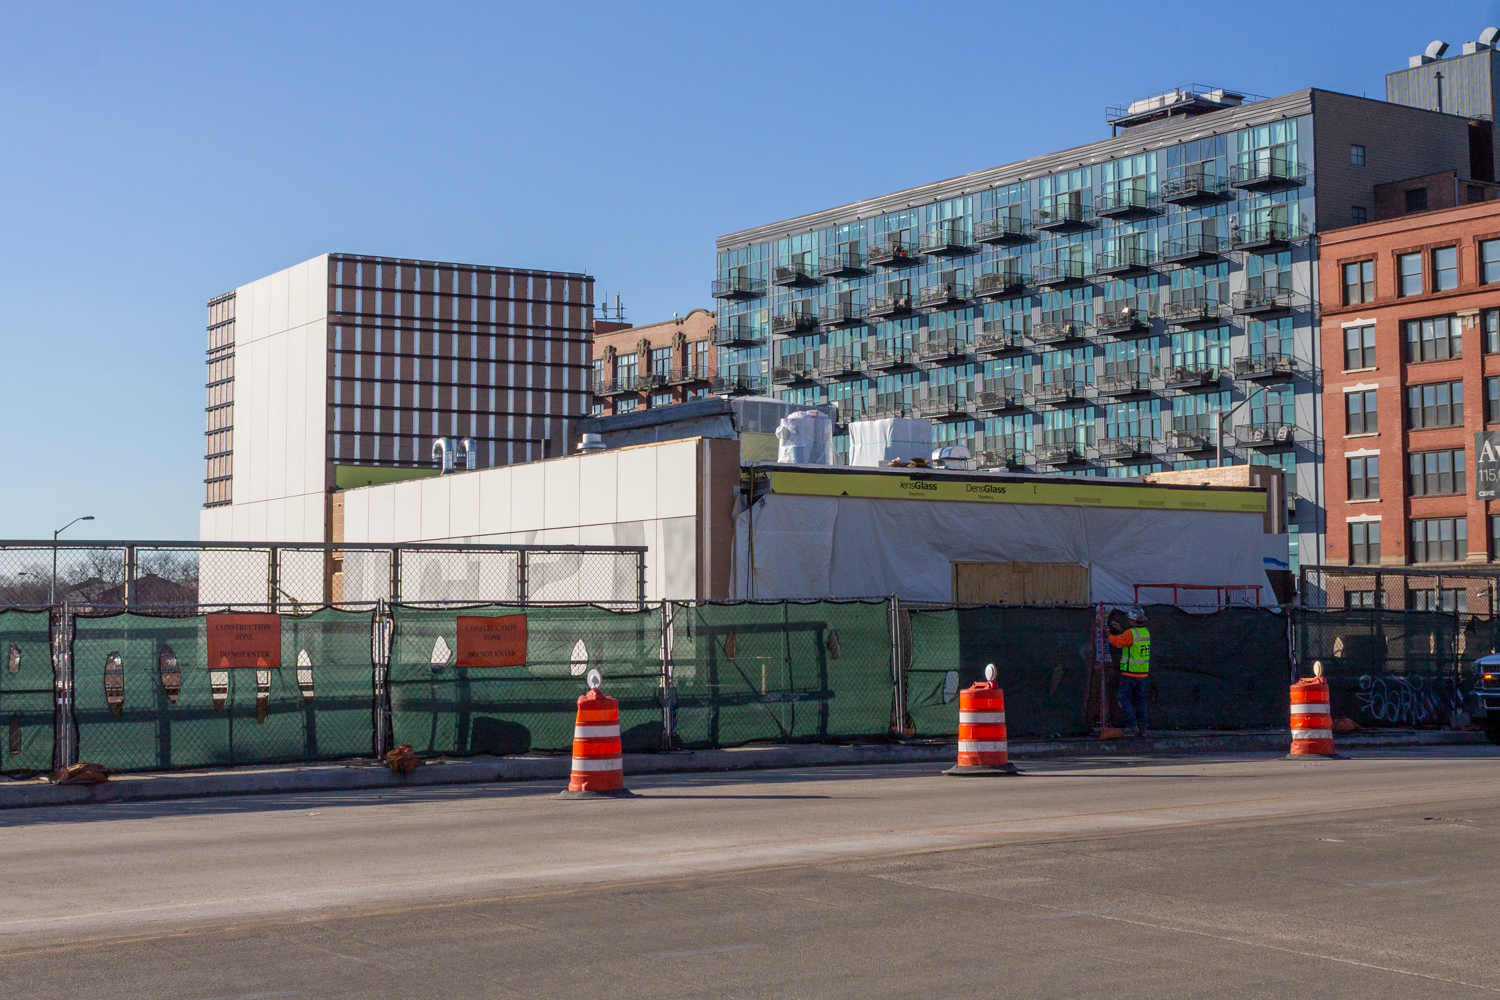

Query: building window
left=1405, top=188, right=1429, bottom=213
left=1398, top=252, right=1423, bottom=296
left=650, top=347, right=672, bottom=376
left=1408, top=380, right=1463, bottom=428
left=1409, top=449, right=1465, bottom=496
left=1411, top=517, right=1467, bottom=563
left=1350, top=144, right=1366, bottom=166
left=1345, top=590, right=1378, bottom=608
left=1350, top=522, right=1380, bottom=565
left=1344, top=326, right=1376, bottom=369
left=1482, top=239, right=1500, bottom=284
left=1491, top=514, right=1500, bottom=559
left=1411, top=588, right=1468, bottom=612
left=1346, top=389, right=1377, bottom=434
left=650, top=391, right=673, bottom=408
left=1433, top=246, right=1459, bottom=291
left=1489, top=377, right=1500, bottom=422
left=1488, top=311, right=1500, bottom=353
left=1351, top=206, right=1367, bottom=225
left=1348, top=456, right=1379, bottom=500
left=614, top=352, right=638, bottom=386
left=616, top=397, right=640, bottom=413
left=1342, top=261, right=1375, bottom=305
left=1404, top=316, right=1461, bottom=362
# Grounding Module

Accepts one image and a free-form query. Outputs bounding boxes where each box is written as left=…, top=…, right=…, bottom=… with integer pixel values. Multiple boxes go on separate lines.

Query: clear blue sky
left=2, top=0, right=1497, bottom=541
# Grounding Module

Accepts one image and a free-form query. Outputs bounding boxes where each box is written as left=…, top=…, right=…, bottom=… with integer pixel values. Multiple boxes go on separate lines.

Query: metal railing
left=868, top=291, right=914, bottom=317
left=1229, top=158, right=1307, bottom=189
left=974, top=268, right=1026, bottom=297
left=867, top=239, right=922, bottom=267
left=1094, top=188, right=1157, bottom=215
left=820, top=249, right=870, bottom=277
left=1233, top=352, right=1296, bottom=381
left=711, top=275, right=766, bottom=299
left=772, top=262, right=821, bottom=287
left=974, top=322, right=1026, bottom=354
left=712, top=319, right=761, bottom=346
left=1233, top=287, right=1298, bottom=314
left=1160, top=173, right=1231, bottom=203
left=975, top=214, right=1030, bottom=244
left=918, top=281, right=969, bottom=308
left=1095, top=246, right=1154, bottom=274
left=1033, top=259, right=1091, bottom=286
left=771, top=310, right=819, bottom=334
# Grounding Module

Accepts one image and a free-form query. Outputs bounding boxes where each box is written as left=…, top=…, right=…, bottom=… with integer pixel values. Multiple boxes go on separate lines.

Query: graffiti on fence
left=1355, top=674, right=1464, bottom=726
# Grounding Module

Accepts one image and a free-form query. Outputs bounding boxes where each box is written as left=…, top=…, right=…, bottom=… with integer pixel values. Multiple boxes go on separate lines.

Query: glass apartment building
left=709, top=86, right=1496, bottom=569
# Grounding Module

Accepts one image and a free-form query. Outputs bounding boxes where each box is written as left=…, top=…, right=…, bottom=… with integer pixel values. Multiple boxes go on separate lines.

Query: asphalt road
left=1, top=748, right=1498, bottom=999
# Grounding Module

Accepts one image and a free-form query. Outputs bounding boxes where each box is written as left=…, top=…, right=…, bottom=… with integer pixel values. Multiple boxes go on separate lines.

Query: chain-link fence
left=667, top=600, right=896, bottom=748
left=0, top=610, right=55, bottom=775
left=388, top=603, right=664, bottom=755
left=0, top=541, right=648, bottom=609
left=1295, top=608, right=1465, bottom=727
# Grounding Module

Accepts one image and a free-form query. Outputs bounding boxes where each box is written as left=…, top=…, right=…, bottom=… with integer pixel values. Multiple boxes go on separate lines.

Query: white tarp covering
left=774, top=410, right=835, bottom=465
left=732, top=493, right=1284, bottom=604
left=848, top=418, right=933, bottom=467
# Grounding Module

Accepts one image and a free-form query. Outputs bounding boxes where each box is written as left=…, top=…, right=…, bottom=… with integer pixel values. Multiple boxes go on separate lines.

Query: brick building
left=590, top=308, right=718, bottom=416
left=1320, top=197, right=1500, bottom=608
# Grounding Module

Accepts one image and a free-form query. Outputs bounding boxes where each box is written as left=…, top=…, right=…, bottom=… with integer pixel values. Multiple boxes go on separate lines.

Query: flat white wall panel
left=449, top=471, right=480, bottom=538
left=392, top=481, right=423, bottom=543
left=543, top=457, right=580, bottom=528
left=477, top=466, right=511, bottom=536
left=576, top=452, right=618, bottom=525
left=655, top=443, right=697, bottom=519
left=510, top=463, right=545, bottom=532
left=616, top=447, right=658, bottom=523
left=419, top=477, right=451, bottom=539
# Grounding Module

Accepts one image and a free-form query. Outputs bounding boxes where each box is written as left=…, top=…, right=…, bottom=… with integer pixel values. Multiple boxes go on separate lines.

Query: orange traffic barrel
left=1287, top=662, right=1341, bottom=759
left=559, top=669, right=637, bottom=799
left=944, top=664, right=1020, bottom=776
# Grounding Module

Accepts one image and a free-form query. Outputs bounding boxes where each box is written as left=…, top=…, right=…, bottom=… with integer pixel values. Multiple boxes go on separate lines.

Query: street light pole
left=1214, top=395, right=1258, bottom=469
left=50, top=516, right=95, bottom=606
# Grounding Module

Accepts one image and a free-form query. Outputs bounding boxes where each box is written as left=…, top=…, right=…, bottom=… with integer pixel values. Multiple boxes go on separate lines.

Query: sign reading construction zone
left=456, top=615, right=528, bottom=667
left=206, top=613, right=282, bottom=669
left=768, top=470, right=1266, bottom=514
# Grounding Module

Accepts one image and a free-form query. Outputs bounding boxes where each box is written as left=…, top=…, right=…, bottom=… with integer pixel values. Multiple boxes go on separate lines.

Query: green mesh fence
left=1296, top=609, right=1462, bottom=727
left=668, top=601, right=894, bottom=747
left=909, top=604, right=1290, bottom=737
left=0, top=610, right=55, bottom=774
left=388, top=604, right=664, bottom=755
left=72, top=609, right=376, bottom=771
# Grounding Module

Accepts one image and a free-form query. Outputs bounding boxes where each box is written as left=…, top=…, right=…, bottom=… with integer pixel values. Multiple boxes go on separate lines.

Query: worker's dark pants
left=1117, top=673, right=1148, bottom=730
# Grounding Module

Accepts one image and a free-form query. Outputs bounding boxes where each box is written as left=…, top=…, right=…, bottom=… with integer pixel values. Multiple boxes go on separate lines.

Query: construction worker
left=1108, top=607, right=1151, bottom=737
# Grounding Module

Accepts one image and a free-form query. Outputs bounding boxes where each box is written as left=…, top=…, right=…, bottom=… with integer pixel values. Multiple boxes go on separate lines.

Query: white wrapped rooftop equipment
left=775, top=409, right=835, bottom=465
left=848, top=418, right=933, bottom=467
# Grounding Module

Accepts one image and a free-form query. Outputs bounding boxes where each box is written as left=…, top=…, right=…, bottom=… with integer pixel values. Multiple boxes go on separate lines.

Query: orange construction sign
left=206, top=613, right=282, bottom=669
left=456, top=615, right=528, bottom=667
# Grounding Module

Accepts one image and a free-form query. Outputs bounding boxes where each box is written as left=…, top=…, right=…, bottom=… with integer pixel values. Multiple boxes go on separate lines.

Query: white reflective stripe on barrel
left=570, top=757, right=623, bottom=771
left=1293, top=730, right=1334, bottom=741
left=574, top=725, right=622, bottom=738
left=957, top=741, right=1008, bottom=753
left=959, top=711, right=1006, bottom=724
left=1289, top=703, right=1330, bottom=715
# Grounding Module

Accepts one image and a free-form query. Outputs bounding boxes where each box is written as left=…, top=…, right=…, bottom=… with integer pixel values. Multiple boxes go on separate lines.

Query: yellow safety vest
left=1120, top=627, right=1151, bottom=676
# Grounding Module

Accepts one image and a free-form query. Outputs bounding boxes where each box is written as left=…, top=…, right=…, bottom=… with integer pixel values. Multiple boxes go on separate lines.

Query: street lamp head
left=81, top=516, right=94, bottom=521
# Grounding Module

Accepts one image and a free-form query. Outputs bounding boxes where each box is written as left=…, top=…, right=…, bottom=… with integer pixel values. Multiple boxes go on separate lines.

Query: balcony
left=819, top=249, right=871, bottom=278
left=1033, top=202, right=1092, bottom=232
left=914, top=389, right=974, bottom=421
left=1231, top=221, right=1303, bottom=250
left=1098, top=436, right=1152, bottom=460
left=1030, top=320, right=1086, bottom=345
left=1163, top=365, right=1220, bottom=390
left=709, top=374, right=766, bottom=396
left=914, top=335, right=970, bottom=365
left=1239, top=421, right=1295, bottom=448
left=918, top=227, right=976, bottom=257
left=637, top=371, right=671, bottom=391
left=1161, top=232, right=1226, bottom=264
left=1034, top=377, right=1085, bottom=405
left=711, top=275, right=766, bottom=300
left=1160, top=173, right=1232, bottom=205
left=975, top=214, right=1032, bottom=245
left=977, top=449, right=1027, bottom=471
left=1163, top=297, right=1224, bottom=327
left=813, top=351, right=866, bottom=381
left=867, top=395, right=907, bottom=419
left=1094, top=306, right=1150, bottom=337
left=918, top=281, right=969, bottom=309
left=1095, top=246, right=1154, bottom=276
left=1094, top=188, right=1158, bottom=218
left=973, top=389, right=1021, bottom=413
left=592, top=376, right=636, bottom=397
left=974, top=322, right=1026, bottom=355
left=1166, top=428, right=1213, bottom=452
left=1232, top=287, right=1297, bottom=316
left=867, top=238, right=923, bottom=268
left=824, top=300, right=867, bottom=327
left=1036, top=441, right=1083, bottom=465
left=1229, top=158, right=1307, bottom=191
left=868, top=291, right=914, bottom=318
left=772, top=262, right=822, bottom=288
left=668, top=364, right=713, bottom=385
left=1034, top=259, right=1091, bottom=287
left=1097, top=371, right=1152, bottom=397
left=866, top=348, right=917, bottom=372
left=1233, top=352, right=1295, bottom=383
left=771, top=310, right=819, bottom=334
left=974, top=268, right=1027, bottom=298
left=771, top=362, right=816, bottom=386
left=712, top=319, right=761, bottom=346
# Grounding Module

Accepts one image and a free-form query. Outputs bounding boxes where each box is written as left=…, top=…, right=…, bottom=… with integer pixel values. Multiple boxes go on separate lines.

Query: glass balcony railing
left=1229, top=158, right=1307, bottom=190
left=975, top=214, right=1031, bottom=244
left=1094, top=246, right=1154, bottom=275
left=820, top=250, right=870, bottom=278
left=711, top=275, right=766, bottom=299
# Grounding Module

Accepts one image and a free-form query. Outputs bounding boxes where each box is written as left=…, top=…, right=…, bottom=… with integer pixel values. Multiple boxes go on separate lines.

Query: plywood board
left=952, top=561, right=1089, bottom=605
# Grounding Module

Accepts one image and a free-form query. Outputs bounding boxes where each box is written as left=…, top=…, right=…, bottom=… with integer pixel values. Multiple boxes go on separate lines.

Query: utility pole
left=50, top=516, right=95, bottom=605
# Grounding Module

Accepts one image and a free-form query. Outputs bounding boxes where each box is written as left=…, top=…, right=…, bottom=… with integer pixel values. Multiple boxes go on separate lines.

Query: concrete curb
left=1, top=729, right=1488, bottom=810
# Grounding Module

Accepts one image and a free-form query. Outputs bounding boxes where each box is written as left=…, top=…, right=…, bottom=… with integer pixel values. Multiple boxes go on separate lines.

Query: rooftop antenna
left=615, top=295, right=626, bottom=323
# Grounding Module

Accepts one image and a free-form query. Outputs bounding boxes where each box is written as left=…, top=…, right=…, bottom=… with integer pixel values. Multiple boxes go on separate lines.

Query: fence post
left=659, top=600, right=675, bottom=751
left=389, top=548, right=402, bottom=604
left=267, top=546, right=280, bottom=610
left=54, top=600, right=74, bottom=769
left=637, top=551, right=647, bottom=610
left=516, top=551, right=528, bottom=604
left=122, top=545, right=136, bottom=608
left=373, top=599, right=389, bottom=759
left=889, top=596, right=905, bottom=736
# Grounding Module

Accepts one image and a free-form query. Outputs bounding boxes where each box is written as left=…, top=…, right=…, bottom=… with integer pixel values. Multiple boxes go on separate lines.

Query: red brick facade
left=589, top=308, right=718, bottom=415
left=1320, top=199, right=1500, bottom=583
